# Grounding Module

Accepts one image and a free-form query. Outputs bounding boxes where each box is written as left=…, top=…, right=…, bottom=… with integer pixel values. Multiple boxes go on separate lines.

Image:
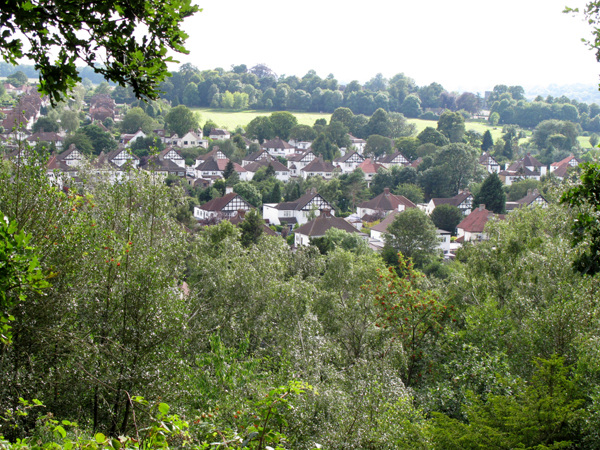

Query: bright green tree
left=165, top=105, right=200, bottom=137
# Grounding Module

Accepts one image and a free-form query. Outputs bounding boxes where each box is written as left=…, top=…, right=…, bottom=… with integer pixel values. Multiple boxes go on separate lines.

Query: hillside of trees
left=2, top=148, right=600, bottom=448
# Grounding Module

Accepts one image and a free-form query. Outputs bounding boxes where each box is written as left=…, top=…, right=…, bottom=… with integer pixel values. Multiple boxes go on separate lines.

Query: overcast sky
left=174, top=0, right=600, bottom=94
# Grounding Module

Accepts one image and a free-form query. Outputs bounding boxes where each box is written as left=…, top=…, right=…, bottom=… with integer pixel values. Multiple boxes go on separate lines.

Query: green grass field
left=191, top=108, right=332, bottom=131
left=190, top=108, right=551, bottom=146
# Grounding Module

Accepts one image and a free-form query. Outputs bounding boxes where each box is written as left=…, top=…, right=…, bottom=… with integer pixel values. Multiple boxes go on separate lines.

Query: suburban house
left=348, top=134, right=367, bottom=153
left=549, top=154, right=580, bottom=180
left=195, top=147, right=227, bottom=167
left=106, top=147, right=140, bottom=168
left=300, top=157, right=337, bottom=179
left=288, top=140, right=312, bottom=151
left=140, top=155, right=186, bottom=178
left=195, top=155, right=228, bottom=181
left=334, top=151, right=365, bottom=173
left=425, top=191, right=474, bottom=216
left=357, top=159, right=386, bottom=185
left=26, top=131, right=64, bottom=149
left=479, top=152, right=501, bottom=174
left=120, top=129, right=146, bottom=147
left=261, top=137, right=296, bottom=158
left=242, top=158, right=290, bottom=182
left=262, top=190, right=334, bottom=227
left=164, top=130, right=207, bottom=148
left=158, top=147, right=186, bottom=168
left=356, top=188, right=416, bottom=220
left=193, top=192, right=251, bottom=221
left=208, top=128, right=231, bottom=140
left=456, top=205, right=505, bottom=242
left=505, top=189, right=548, bottom=212
left=287, top=150, right=316, bottom=177
left=242, top=149, right=272, bottom=167
left=499, top=153, right=547, bottom=186
left=293, top=209, right=364, bottom=247
left=89, top=94, right=115, bottom=122
left=377, top=151, right=410, bottom=168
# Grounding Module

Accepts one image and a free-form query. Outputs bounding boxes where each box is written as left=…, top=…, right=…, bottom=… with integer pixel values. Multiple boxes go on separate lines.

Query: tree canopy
left=0, top=0, right=198, bottom=103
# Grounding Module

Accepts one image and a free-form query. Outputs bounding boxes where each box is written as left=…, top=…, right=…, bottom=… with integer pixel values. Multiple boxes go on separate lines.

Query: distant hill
left=524, top=83, right=600, bottom=104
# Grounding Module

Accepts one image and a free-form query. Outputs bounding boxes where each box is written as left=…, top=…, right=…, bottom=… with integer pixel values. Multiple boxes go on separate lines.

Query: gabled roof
left=358, top=188, right=415, bottom=211
left=334, top=150, right=365, bottom=163
left=57, top=144, right=83, bottom=161
left=275, top=191, right=331, bottom=211
left=369, top=210, right=401, bottom=234
left=302, top=157, right=335, bottom=173
left=287, top=151, right=314, bottom=162
left=140, top=156, right=183, bottom=172
left=159, top=146, right=183, bottom=159
left=106, top=147, right=139, bottom=162
left=550, top=154, right=580, bottom=168
left=244, top=159, right=289, bottom=173
left=210, top=128, right=229, bottom=136
left=244, top=149, right=270, bottom=162
left=200, top=192, right=249, bottom=212
left=196, top=147, right=227, bottom=161
left=377, top=150, right=410, bottom=164
left=26, top=131, right=63, bottom=143
left=295, top=210, right=360, bottom=237
left=521, top=153, right=543, bottom=168
left=357, top=158, right=386, bottom=175
left=479, top=152, right=499, bottom=165
left=261, top=137, right=294, bottom=149
left=457, top=206, right=504, bottom=233
left=348, top=134, right=366, bottom=144
left=506, top=189, right=548, bottom=211
left=431, top=191, right=472, bottom=208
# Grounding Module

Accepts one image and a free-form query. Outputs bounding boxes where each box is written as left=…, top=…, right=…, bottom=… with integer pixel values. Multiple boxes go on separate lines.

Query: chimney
left=384, top=187, right=390, bottom=195
left=225, top=186, right=233, bottom=194
left=321, top=209, right=332, bottom=218
left=527, top=189, right=532, bottom=196
left=479, top=204, right=485, bottom=211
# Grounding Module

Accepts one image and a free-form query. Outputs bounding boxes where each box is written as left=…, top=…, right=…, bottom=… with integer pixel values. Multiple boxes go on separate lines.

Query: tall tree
left=269, top=111, right=298, bottom=140
left=474, top=173, right=506, bottom=214
left=165, top=105, right=199, bottom=137
left=481, top=130, right=494, bottom=152
left=437, top=110, right=465, bottom=143
left=383, top=208, right=439, bottom=268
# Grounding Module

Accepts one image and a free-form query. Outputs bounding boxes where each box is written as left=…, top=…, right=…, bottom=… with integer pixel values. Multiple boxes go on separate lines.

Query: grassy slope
left=191, top=108, right=332, bottom=130
left=192, top=108, right=595, bottom=148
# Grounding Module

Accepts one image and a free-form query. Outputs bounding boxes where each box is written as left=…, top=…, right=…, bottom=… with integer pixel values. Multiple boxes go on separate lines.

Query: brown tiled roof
left=378, top=150, right=410, bottom=164
left=244, top=159, right=289, bottom=173
left=200, top=193, right=249, bottom=212
left=551, top=154, right=579, bottom=167
left=302, top=157, right=335, bottom=173
left=358, top=158, right=386, bottom=175
left=369, top=210, right=401, bottom=233
left=457, top=207, right=505, bottom=233
left=261, top=137, right=293, bottom=149
left=295, top=211, right=360, bottom=237
left=275, top=191, right=331, bottom=211
left=359, top=188, right=415, bottom=211
left=431, top=191, right=472, bottom=208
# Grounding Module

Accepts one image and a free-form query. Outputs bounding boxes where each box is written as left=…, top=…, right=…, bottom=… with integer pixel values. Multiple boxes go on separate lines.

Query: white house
left=262, top=190, right=334, bottom=228
left=193, top=192, right=251, bottom=221
left=334, top=151, right=365, bottom=173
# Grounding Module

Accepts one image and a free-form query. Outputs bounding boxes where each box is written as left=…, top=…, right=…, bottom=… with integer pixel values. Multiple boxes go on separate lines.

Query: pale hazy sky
left=174, top=0, right=600, bottom=94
